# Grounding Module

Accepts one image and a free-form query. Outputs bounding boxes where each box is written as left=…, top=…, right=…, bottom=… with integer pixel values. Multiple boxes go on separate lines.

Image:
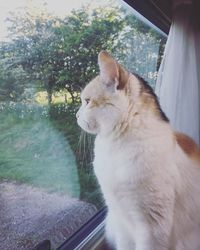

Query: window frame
left=123, top=0, right=172, bottom=34
left=57, top=207, right=107, bottom=250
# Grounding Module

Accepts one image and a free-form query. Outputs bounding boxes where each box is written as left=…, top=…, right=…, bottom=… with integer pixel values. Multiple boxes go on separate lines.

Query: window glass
left=0, top=0, right=166, bottom=249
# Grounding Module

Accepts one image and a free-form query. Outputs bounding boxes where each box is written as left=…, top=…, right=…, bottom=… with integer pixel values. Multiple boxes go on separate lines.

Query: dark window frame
left=123, top=0, right=172, bottom=34
left=57, top=207, right=107, bottom=250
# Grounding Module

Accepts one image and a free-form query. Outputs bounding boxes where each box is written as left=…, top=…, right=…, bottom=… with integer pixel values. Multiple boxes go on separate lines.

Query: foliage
left=115, top=11, right=167, bottom=87
left=0, top=6, right=124, bottom=103
left=52, top=7, right=124, bottom=100
left=0, top=5, right=165, bottom=101
left=0, top=42, right=27, bottom=101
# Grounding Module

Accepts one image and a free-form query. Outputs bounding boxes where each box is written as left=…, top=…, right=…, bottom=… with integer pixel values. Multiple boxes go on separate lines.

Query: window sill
left=57, top=207, right=111, bottom=250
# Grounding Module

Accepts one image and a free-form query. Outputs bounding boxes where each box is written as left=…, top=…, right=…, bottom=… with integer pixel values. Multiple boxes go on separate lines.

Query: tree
left=0, top=4, right=166, bottom=103
left=3, top=8, right=61, bottom=104
left=115, top=10, right=166, bottom=87
left=0, top=42, right=28, bottom=101
left=51, top=6, right=125, bottom=101
left=1, top=6, right=124, bottom=104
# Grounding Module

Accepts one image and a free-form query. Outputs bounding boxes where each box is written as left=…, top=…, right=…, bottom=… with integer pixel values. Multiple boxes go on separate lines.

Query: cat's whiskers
left=78, top=130, right=94, bottom=168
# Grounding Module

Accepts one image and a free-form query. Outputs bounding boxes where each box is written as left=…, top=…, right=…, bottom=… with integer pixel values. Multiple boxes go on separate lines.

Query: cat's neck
left=97, top=109, right=171, bottom=143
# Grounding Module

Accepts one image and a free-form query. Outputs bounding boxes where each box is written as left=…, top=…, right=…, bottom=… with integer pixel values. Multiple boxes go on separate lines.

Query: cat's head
left=76, top=51, right=168, bottom=136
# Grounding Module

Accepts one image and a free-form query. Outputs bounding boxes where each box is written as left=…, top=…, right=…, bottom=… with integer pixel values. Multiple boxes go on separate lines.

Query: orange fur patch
left=90, top=97, right=109, bottom=108
left=175, top=132, right=200, bottom=163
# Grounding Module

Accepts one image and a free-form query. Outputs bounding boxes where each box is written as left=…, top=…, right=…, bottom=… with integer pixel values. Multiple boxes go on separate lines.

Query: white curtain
left=155, top=0, right=200, bottom=146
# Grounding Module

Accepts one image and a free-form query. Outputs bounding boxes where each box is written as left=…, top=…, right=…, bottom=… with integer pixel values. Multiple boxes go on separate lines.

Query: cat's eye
left=85, top=98, right=90, bottom=105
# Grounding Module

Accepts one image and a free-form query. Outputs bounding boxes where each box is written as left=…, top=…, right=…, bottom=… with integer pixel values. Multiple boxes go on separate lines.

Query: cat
left=76, top=51, right=200, bottom=250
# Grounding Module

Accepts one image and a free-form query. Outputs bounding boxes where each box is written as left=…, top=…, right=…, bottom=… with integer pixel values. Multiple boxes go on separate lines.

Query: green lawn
left=0, top=101, right=103, bottom=207
left=0, top=102, right=80, bottom=197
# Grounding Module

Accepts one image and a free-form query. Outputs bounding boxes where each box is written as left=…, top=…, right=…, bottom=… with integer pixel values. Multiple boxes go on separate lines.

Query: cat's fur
left=76, top=51, right=200, bottom=250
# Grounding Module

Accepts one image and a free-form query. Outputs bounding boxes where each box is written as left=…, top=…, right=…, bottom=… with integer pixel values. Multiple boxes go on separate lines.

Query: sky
left=0, top=0, right=119, bottom=41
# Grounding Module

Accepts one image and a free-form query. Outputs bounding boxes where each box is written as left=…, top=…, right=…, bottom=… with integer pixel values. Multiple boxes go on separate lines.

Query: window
left=0, top=0, right=166, bottom=249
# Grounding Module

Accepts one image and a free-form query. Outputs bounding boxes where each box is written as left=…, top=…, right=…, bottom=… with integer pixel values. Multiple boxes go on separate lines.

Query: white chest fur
left=93, top=134, right=180, bottom=250
left=93, top=132, right=176, bottom=209
left=94, top=135, right=156, bottom=206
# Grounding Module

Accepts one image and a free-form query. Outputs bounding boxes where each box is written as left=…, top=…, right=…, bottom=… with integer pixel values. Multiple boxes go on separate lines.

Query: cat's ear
left=98, top=51, right=129, bottom=91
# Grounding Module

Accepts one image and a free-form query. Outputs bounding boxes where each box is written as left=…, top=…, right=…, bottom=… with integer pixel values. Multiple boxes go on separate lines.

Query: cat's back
left=172, top=133, right=200, bottom=249
left=175, top=132, right=200, bottom=164
left=173, top=132, right=200, bottom=204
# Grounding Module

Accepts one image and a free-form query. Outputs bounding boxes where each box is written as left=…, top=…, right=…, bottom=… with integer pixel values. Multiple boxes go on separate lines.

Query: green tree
left=116, top=10, right=166, bottom=87
left=1, top=6, right=124, bottom=104
left=0, top=42, right=28, bottom=101
left=54, top=7, right=124, bottom=102
left=3, top=8, right=61, bottom=103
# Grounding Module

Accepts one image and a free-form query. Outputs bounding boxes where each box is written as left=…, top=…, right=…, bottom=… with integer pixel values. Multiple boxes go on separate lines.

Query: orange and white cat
left=76, top=51, right=200, bottom=250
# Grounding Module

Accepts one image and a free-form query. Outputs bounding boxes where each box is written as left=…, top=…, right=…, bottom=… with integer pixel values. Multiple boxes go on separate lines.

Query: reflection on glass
left=0, top=0, right=166, bottom=249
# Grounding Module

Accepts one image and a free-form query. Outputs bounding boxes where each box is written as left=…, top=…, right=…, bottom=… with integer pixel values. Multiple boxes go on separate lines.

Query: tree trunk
left=64, top=94, right=68, bottom=103
left=47, top=78, right=54, bottom=105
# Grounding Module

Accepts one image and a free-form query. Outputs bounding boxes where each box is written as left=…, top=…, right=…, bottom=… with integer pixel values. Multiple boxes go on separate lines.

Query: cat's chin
left=82, top=127, right=98, bottom=135
left=77, top=119, right=98, bottom=135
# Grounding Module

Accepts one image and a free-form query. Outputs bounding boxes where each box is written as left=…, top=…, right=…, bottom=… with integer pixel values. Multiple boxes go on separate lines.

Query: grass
left=0, top=101, right=104, bottom=207
left=34, top=90, right=80, bottom=105
left=0, top=102, right=80, bottom=197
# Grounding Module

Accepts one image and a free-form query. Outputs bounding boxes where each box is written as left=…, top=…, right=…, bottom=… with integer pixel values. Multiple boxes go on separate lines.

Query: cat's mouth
left=77, top=118, right=98, bottom=134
